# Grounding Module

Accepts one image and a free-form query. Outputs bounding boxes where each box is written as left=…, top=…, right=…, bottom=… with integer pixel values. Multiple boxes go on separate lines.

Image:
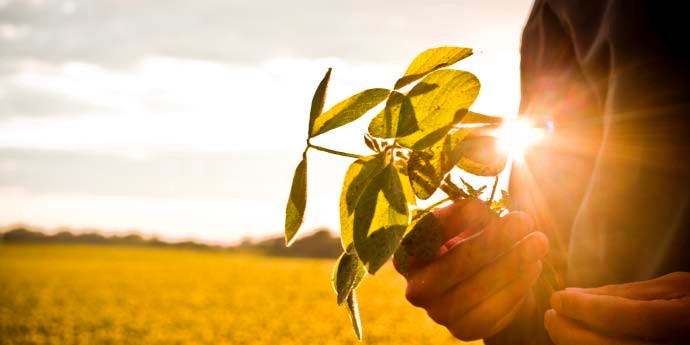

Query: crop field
left=0, top=244, right=479, bottom=344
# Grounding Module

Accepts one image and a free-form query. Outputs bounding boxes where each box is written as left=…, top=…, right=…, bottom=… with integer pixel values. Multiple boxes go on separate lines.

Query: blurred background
left=0, top=0, right=533, bottom=343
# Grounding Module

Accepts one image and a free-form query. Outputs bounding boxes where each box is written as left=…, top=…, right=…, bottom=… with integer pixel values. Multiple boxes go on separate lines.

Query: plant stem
left=422, top=197, right=453, bottom=213
left=307, top=142, right=363, bottom=159
left=488, top=175, right=499, bottom=204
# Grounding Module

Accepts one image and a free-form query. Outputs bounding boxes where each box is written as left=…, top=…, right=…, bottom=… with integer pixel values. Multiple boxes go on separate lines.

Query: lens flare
left=495, top=118, right=546, bottom=158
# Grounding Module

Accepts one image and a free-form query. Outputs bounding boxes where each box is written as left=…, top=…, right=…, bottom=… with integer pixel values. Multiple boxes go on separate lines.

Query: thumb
left=564, top=272, right=690, bottom=301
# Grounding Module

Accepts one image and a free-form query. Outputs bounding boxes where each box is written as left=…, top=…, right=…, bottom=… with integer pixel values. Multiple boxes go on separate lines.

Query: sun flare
left=495, top=118, right=546, bottom=158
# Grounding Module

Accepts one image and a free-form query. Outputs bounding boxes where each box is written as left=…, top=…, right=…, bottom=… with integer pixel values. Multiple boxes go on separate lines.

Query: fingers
left=544, top=310, right=657, bottom=345
left=565, top=272, right=690, bottom=301
left=551, top=289, right=690, bottom=339
left=406, top=230, right=548, bottom=307
left=433, top=198, right=495, bottom=241
left=423, top=234, right=547, bottom=317
left=442, top=260, right=543, bottom=341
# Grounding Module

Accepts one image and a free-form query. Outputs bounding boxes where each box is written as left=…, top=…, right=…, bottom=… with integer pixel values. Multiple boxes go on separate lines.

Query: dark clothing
left=501, top=0, right=690, bottom=343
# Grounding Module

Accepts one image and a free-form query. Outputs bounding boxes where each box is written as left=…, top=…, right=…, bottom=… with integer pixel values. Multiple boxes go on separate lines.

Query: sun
left=495, top=118, right=546, bottom=159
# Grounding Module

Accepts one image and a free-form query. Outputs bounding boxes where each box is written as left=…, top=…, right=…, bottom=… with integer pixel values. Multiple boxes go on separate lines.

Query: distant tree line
left=237, top=228, right=342, bottom=258
left=0, top=226, right=341, bottom=258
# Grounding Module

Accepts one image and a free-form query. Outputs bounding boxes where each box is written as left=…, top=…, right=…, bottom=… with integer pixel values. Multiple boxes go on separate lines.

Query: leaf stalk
left=307, top=142, right=363, bottom=159
left=488, top=175, right=499, bottom=204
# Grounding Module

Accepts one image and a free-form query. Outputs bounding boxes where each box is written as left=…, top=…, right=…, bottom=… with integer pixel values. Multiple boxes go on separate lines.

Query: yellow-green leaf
left=367, top=91, right=417, bottom=138
left=311, top=88, right=390, bottom=137
left=307, top=68, right=331, bottom=136
left=394, top=211, right=444, bottom=275
left=345, top=291, right=362, bottom=340
left=408, top=128, right=472, bottom=199
left=394, top=47, right=473, bottom=89
left=369, top=71, right=482, bottom=148
left=397, top=69, right=480, bottom=149
left=332, top=252, right=366, bottom=305
left=401, top=212, right=444, bottom=258
left=285, top=158, right=307, bottom=245
left=457, top=133, right=508, bottom=176
left=353, top=162, right=409, bottom=274
left=395, top=159, right=417, bottom=208
left=363, top=133, right=378, bottom=152
left=339, top=154, right=386, bottom=253
left=462, top=111, right=504, bottom=125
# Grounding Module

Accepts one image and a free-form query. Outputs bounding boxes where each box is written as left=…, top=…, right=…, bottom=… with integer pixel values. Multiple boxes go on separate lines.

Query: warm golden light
left=495, top=118, right=546, bottom=158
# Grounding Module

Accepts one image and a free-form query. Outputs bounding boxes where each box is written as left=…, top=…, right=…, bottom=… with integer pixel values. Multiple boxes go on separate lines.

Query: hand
left=545, top=272, right=690, bottom=344
left=397, top=199, right=549, bottom=341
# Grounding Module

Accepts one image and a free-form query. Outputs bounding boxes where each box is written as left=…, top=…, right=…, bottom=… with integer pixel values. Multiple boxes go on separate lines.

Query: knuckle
left=405, top=285, right=426, bottom=307
left=448, top=324, right=481, bottom=342
left=426, top=306, right=447, bottom=325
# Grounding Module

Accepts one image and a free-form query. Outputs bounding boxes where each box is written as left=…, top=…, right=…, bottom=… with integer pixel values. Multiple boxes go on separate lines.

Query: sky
left=0, top=0, right=534, bottom=245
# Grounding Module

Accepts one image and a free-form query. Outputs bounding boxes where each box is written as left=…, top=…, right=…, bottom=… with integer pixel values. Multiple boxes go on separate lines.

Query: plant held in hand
left=284, top=47, right=511, bottom=339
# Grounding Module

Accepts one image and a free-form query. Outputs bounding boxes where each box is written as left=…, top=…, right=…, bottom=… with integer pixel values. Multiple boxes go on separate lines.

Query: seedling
left=284, top=47, right=511, bottom=339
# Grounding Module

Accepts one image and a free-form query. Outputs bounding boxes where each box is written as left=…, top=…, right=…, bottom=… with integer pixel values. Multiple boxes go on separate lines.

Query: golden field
left=0, top=244, right=480, bottom=345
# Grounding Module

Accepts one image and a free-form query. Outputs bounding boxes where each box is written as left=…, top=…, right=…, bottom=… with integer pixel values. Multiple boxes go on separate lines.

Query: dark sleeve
left=494, top=0, right=690, bottom=343
left=553, top=0, right=690, bottom=286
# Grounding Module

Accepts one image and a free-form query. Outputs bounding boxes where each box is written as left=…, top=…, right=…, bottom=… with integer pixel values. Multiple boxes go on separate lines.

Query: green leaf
left=395, top=159, right=417, bottom=207
left=394, top=211, right=444, bottom=275
left=363, top=134, right=378, bottom=152
left=367, top=91, right=417, bottom=138
left=407, top=128, right=472, bottom=199
left=339, top=154, right=387, bottom=252
left=369, top=71, right=482, bottom=149
left=332, top=252, right=366, bottom=305
left=345, top=291, right=363, bottom=340
left=285, top=158, right=307, bottom=245
left=393, top=246, right=411, bottom=276
left=394, top=47, right=473, bottom=89
left=456, top=133, right=508, bottom=176
left=307, top=68, right=331, bottom=136
left=311, top=88, right=390, bottom=137
left=462, top=111, right=504, bottom=125
left=440, top=175, right=468, bottom=199
left=402, top=212, right=444, bottom=260
left=353, top=162, right=409, bottom=274
left=397, top=70, right=480, bottom=149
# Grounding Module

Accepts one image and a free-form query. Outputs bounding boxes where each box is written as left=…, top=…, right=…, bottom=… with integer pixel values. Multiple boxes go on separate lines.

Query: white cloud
left=0, top=50, right=521, bottom=154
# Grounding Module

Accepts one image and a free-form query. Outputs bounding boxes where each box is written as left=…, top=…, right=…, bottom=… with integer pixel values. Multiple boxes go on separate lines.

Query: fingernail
left=544, top=309, right=556, bottom=329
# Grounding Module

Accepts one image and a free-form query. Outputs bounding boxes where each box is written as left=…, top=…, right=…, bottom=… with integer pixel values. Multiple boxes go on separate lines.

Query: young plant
left=284, top=47, right=511, bottom=339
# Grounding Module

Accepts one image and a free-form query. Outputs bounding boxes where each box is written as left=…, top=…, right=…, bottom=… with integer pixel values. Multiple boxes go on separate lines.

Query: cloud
left=0, top=57, right=404, bottom=149
left=0, top=148, right=301, bottom=198
left=0, top=0, right=532, bottom=67
left=0, top=77, right=112, bottom=117
left=0, top=0, right=530, bottom=120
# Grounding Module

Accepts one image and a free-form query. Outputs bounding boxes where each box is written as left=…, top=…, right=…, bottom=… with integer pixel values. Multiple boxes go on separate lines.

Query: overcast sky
left=0, top=0, right=534, bottom=244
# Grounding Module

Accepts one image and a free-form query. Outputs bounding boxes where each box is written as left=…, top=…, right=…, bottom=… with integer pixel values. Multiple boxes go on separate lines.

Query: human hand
left=545, top=272, right=690, bottom=344
left=397, top=199, right=549, bottom=340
